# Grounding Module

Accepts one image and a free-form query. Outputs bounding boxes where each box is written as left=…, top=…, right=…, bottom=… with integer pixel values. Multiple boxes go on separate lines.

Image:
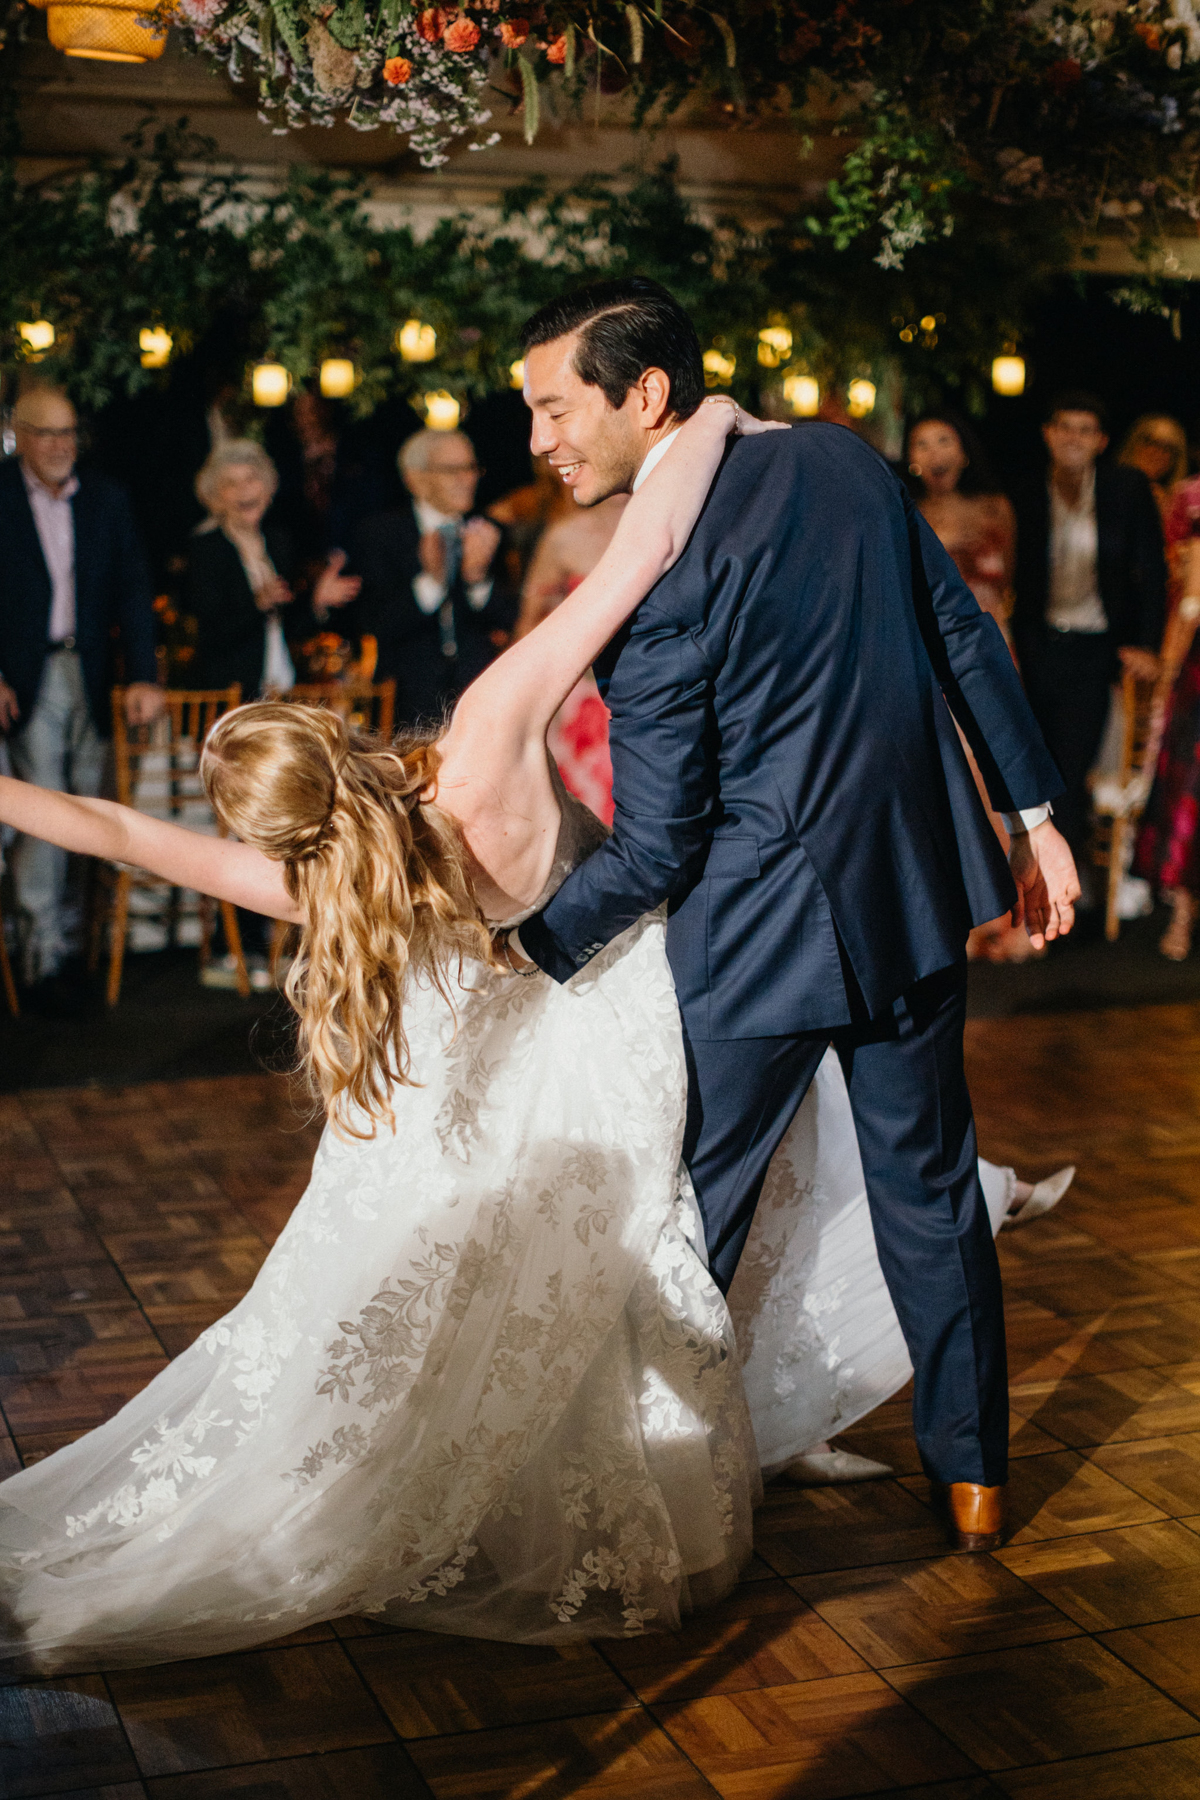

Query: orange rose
left=444, top=14, right=481, bottom=50
left=545, top=32, right=567, bottom=62
left=383, top=54, right=412, bottom=81
left=498, top=16, right=528, bottom=47
left=1135, top=21, right=1161, bottom=49
left=416, top=8, right=447, bottom=42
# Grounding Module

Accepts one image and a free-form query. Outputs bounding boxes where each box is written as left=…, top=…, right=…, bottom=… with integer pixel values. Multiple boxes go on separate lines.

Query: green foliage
left=0, top=123, right=1173, bottom=423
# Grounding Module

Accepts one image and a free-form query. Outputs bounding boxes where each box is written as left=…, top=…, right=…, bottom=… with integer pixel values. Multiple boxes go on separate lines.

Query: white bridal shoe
left=1001, top=1164, right=1076, bottom=1229
left=779, top=1448, right=894, bottom=1486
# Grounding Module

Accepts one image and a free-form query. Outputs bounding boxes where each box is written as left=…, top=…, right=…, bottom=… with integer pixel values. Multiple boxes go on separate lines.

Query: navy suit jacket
left=519, top=424, right=1063, bottom=1038
left=0, top=458, right=157, bottom=737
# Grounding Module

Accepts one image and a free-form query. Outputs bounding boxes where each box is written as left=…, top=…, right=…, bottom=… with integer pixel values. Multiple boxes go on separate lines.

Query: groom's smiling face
left=524, top=333, right=675, bottom=508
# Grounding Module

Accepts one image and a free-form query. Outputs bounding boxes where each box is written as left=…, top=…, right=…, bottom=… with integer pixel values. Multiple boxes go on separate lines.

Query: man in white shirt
left=0, top=386, right=163, bottom=997
left=1013, top=392, right=1166, bottom=891
left=328, top=429, right=517, bottom=726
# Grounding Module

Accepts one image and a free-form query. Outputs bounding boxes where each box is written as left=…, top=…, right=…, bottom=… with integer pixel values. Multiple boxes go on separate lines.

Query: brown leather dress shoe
left=942, top=1482, right=1006, bottom=1551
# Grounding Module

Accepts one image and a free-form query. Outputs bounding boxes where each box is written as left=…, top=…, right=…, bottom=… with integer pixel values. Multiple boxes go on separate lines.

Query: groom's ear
left=627, top=366, right=674, bottom=431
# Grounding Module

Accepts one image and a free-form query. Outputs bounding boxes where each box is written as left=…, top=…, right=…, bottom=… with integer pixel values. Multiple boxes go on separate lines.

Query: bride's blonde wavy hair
left=200, top=702, right=495, bottom=1137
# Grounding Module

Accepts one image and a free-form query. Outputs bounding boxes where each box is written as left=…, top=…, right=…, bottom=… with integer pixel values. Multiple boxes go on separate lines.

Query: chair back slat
left=110, top=686, right=243, bottom=821
left=278, top=679, right=396, bottom=738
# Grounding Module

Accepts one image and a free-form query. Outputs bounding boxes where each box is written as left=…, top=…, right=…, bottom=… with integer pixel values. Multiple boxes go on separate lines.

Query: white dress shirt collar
left=632, top=428, right=682, bottom=493
left=413, top=497, right=462, bottom=534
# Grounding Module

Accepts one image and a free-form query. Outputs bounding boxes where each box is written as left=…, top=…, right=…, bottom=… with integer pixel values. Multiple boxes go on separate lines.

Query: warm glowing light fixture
left=509, top=358, right=525, bottom=390
left=139, top=326, right=172, bottom=369
left=783, top=374, right=820, bottom=417
left=319, top=358, right=356, bottom=398
left=702, top=347, right=736, bottom=388
left=757, top=326, right=793, bottom=369
left=424, top=390, right=461, bottom=431
left=847, top=378, right=876, bottom=418
left=991, top=353, right=1026, bottom=397
left=252, top=362, right=291, bottom=407
left=19, top=320, right=55, bottom=356
left=397, top=319, right=437, bottom=362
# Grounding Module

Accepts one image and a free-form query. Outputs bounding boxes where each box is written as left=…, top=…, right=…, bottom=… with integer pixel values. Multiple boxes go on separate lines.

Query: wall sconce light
left=991, top=354, right=1026, bottom=397
left=847, top=378, right=876, bottom=418
left=252, top=362, right=291, bottom=407
left=397, top=320, right=437, bottom=362
left=319, top=358, right=356, bottom=398
left=139, top=326, right=172, bottom=369
left=424, top=390, right=461, bottom=431
left=783, top=374, right=820, bottom=417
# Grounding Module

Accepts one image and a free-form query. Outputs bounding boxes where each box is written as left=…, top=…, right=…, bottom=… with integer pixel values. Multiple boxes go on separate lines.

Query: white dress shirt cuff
left=413, top=573, right=445, bottom=614
left=1001, top=803, right=1052, bottom=836
left=467, top=578, right=493, bottom=612
left=508, top=926, right=529, bottom=963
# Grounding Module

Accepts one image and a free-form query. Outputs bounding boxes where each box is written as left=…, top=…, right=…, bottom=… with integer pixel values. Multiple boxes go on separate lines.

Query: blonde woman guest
left=1119, top=413, right=1189, bottom=525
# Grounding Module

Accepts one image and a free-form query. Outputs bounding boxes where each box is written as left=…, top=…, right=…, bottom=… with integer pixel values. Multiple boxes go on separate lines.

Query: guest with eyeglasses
left=0, top=383, right=162, bottom=1006
left=322, top=428, right=518, bottom=728
left=1118, top=413, right=1190, bottom=525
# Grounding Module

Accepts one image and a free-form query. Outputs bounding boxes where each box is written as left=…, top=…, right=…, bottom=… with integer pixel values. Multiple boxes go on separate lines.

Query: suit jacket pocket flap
left=705, top=837, right=761, bottom=878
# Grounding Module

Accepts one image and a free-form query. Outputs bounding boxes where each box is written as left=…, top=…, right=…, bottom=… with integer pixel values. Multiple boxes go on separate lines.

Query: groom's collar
left=632, top=426, right=682, bottom=493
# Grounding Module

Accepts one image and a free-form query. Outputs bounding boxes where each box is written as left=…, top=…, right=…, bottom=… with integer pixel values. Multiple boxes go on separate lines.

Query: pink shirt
left=22, top=463, right=80, bottom=643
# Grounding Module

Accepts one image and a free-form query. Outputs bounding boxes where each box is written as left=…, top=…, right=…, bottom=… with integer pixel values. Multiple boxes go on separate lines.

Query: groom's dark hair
left=520, top=277, right=705, bottom=420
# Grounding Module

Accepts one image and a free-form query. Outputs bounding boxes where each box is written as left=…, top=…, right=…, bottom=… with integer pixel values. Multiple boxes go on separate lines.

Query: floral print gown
left=0, top=780, right=1016, bottom=1673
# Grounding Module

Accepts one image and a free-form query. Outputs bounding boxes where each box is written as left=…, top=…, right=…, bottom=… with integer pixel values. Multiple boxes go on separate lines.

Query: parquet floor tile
left=141, top=1744, right=434, bottom=1797
left=598, top=1578, right=867, bottom=1700
left=902, top=1450, right=1167, bottom=1542
left=1089, top=1432, right=1200, bottom=1514
left=1008, top=1367, right=1200, bottom=1447
left=408, top=1710, right=717, bottom=1798
left=1097, top=1612, right=1200, bottom=1715
left=887, top=1636, right=1198, bottom=1768
left=0, top=1676, right=141, bottom=1798
left=753, top=1479, right=952, bottom=1575
left=8, top=1003, right=1200, bottom=1795
left=992, top=1735, right=1200, bottom=1796
left=790, top=1555, right=1080, bottom=1668
left=345, top=1630, right=636, bottom=1735
left=652, top=1670, right=974, bottom=1799
left=995, top=1519, right=1200, bottom=1630
left=106, top=1645, right=393, bottom=1776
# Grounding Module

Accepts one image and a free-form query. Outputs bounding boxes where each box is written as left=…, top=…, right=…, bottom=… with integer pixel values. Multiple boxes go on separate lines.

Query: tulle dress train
left=0, top=787, right=1016, bottom=1671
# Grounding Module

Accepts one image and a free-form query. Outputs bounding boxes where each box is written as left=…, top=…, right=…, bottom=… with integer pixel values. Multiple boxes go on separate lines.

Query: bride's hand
left=700, top=397, right=790, bottom=437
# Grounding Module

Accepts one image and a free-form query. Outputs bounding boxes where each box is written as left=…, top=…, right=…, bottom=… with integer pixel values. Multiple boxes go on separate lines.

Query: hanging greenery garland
left=147, top=0, right=1200, bottom=255
left=0, top=121, right=1141, bottom=424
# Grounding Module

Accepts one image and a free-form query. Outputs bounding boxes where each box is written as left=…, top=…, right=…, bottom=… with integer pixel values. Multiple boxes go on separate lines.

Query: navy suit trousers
left=682, top=963, right=1008, bottom=1486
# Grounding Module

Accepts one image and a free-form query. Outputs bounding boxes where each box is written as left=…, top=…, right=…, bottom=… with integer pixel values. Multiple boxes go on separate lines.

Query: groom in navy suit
left=505, top=279, right=1078, bottom=1550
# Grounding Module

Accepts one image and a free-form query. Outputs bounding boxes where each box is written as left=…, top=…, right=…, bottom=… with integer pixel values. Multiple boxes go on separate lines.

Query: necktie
left=437, top=522, right=462, bottom=660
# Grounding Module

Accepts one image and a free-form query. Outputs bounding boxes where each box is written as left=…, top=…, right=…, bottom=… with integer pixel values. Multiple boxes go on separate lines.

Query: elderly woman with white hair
left=186, top=440, right=359, bottom=702
left=185, top=440, right=359, bottom=986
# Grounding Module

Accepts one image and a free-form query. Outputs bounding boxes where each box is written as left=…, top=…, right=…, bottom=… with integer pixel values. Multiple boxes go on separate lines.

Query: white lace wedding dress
left=0, top=782, right=1017, bottom=1672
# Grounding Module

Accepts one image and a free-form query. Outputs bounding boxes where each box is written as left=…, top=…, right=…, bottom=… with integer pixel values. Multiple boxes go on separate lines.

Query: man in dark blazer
left=0, top=386, right=161, bottom=991
left=505, top=279, right=1077, bottom=1552
left=1012, top=391, right=1166, bottom=886
left=329, top=428, right=517, bottom=728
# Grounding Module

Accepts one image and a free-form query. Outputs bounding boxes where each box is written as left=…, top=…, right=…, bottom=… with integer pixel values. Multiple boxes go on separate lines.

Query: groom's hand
left=1008, top=819, right=1081, bottom=949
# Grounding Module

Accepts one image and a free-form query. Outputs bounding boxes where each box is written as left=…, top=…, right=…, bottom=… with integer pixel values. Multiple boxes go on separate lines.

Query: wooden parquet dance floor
left=5, top=1001, right=1200, bottom=1797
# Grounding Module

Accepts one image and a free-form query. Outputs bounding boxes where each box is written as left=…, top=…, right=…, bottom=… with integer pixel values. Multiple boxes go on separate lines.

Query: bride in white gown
left=0, top=399, right=1066, bottom=1674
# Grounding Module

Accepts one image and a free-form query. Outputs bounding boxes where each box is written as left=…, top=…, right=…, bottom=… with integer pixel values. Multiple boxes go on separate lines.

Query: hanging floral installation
left=146, top=0, right=1200, bottom=254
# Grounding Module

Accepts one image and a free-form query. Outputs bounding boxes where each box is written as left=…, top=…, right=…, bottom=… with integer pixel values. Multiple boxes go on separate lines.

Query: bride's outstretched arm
left=449, top=402, right=783, bottom=756
left=0, top=778, right=300, bottom=921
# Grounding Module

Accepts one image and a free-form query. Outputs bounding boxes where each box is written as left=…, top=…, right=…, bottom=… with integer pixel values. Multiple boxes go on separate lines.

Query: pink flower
left=444, top=15, right=481, bottom=51
left=178, top=0, right=222, bottom=26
